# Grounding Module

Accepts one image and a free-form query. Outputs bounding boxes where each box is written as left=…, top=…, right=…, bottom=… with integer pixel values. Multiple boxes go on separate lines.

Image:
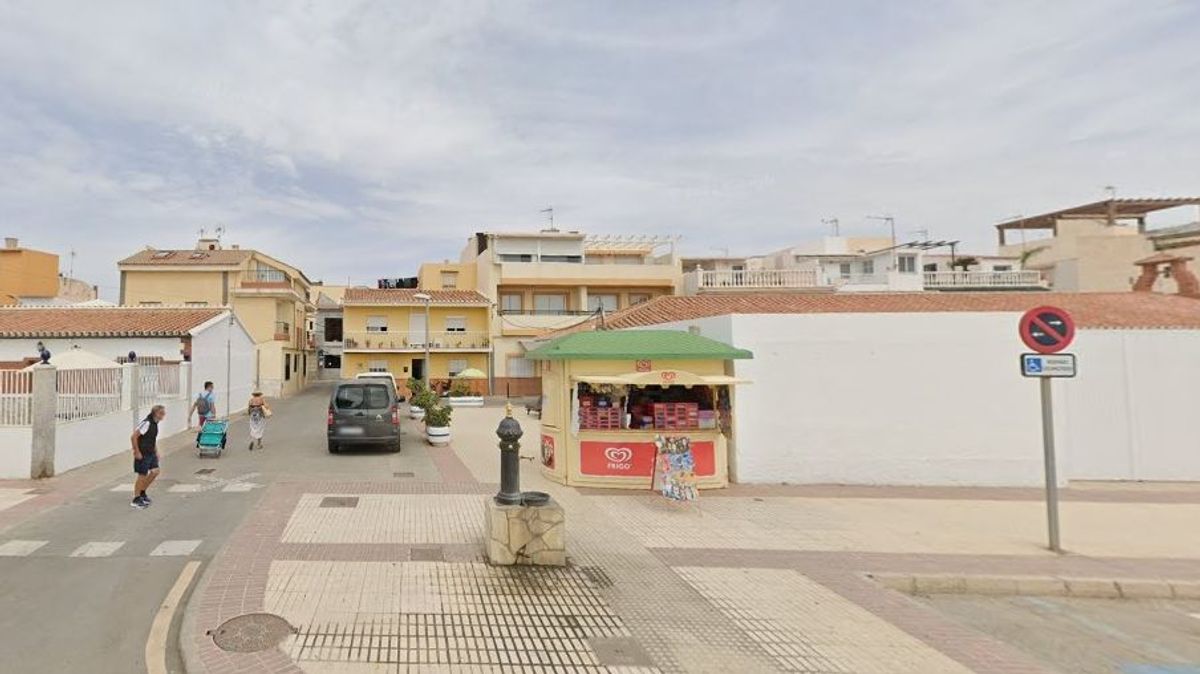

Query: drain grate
left=410, top=547, right=444, bottom=562
left=210, top=613, right=294, bottom=653
left=393, top=471, right=415, bottom=478
left=319, top=496, right=359, bottom=508
left=195, top=468, right=215, bottom=475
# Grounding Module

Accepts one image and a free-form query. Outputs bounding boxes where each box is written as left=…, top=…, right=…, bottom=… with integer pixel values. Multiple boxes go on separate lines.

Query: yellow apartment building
left=0, top=237, right=61, bottom=304
left=419, top=230, right=680, bottom=394
left=118, top=237, right=315, bottom=397
left=341, top=288, right=492, bottom=395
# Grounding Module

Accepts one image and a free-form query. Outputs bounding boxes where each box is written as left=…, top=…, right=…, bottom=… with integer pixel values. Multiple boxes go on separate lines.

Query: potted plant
left=424, top=402, right=453, bottom=446
left=409, top=387, right=436, bottom=420
left=447, top=378, right=484, bottom=407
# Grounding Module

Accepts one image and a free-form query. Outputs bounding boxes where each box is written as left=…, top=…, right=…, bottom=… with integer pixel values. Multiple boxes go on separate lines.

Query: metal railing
left=274, top=321, right=291, bottom=340
left=245, top=268, right=288, bottom=283
left=497, top=309, right=593, bottom=316
left=57, top=367, right=123, bottom=422
left=923, top=270, right=1045, bottom=288
left=685, top=268, right=821, bottom=292
left=0, top=370, right=33, bottom=426
left=137, top=363, right=180, bottom=408
left=343, top=330, right=491, bottom=350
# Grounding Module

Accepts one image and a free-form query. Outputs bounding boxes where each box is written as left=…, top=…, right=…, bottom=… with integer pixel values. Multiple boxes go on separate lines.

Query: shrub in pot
left=424, top=403, right=453, bottom=446
left=447, top=378, right=484, bottom=407
left=409, top=389, right=437, bottom=420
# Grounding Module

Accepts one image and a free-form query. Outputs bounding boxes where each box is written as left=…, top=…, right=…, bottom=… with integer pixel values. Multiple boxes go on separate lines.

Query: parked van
left=327, top=380, right=401, bottom=453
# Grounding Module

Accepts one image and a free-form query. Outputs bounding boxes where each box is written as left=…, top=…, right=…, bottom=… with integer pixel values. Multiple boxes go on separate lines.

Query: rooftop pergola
left=995, top=198, right=1200, bottom=246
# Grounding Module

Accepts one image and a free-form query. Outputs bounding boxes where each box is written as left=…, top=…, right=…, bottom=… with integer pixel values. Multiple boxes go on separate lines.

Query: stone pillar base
left=484, top=497, right=566, bottom=566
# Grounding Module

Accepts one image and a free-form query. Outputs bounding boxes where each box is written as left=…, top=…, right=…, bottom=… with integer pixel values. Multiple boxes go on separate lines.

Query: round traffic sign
left=1019, top=306, right=1075, bottom=354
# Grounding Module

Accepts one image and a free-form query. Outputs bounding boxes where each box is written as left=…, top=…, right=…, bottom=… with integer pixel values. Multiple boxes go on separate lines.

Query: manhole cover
left=210, top=613, right=294, bottom=653
left=393, top=471, right=415, bottom=478
left=319, top=496, right=359, bottom=508
left=195, top=468, right=215, bottom=475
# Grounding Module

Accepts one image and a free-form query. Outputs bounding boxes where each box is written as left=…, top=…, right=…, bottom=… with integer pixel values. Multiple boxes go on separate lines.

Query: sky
left=2, top=0, right=1199, bottom=298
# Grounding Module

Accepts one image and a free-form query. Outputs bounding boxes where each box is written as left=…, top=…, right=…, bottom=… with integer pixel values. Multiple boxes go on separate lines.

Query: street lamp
left=413, top=292, right=432, bottom=387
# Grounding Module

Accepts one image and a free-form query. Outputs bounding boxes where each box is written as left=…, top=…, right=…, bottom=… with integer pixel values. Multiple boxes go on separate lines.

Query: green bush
left=424, top=403, right=453, bottom=427
left=448, top=379, right=473, bottom=397
left=407, top=377, right=426, bottom=395
left=411, top=389, right=438, bottom=410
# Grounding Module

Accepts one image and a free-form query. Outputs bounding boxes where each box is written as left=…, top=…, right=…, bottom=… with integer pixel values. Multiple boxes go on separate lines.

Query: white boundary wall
left=0, top=427, right=32, bottom=478
left=640, top=313, right=1200, bottom=486
left=55, top=397, right=188, bottom=474
left=189, top=315, right=257, bottom=412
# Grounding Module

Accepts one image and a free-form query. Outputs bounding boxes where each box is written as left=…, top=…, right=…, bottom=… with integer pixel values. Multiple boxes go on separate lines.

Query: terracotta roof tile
left=557, top=292, right=1200, bottom=334
left=343, top=288, right=491, bottom=305
left=119, top=249, right=253, bottom=266
left=0, top=307, right=227, bottom=338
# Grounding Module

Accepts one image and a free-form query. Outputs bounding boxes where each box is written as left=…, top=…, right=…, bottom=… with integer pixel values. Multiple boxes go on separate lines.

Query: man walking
left=130, top=404, right=165, bottom=509
left=190, top=380, right=217, bottom=430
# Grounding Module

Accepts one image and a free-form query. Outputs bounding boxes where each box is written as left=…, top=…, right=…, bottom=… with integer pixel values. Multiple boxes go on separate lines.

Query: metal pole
left=1039, top=377, right=1061, bottom=552
left=423, top=298, right=431, bottom=387
left=225, top=314, right=232, bottom=417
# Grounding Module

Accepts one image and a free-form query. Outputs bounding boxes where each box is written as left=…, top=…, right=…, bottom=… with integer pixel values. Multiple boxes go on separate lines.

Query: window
left=628, top=292, right=651, bottom=306
left=588, top=294, right=618, bottom=312
left=366, top=315, right=388, bottom=332
left=861, top=260, right=874, bottom=275
left=499, top=293, right=523, bottom=313
left=448, top=359, right=468, bottom=377
left=439, top=271, right=459, bottom=289
left=367, top=359, right=388, bottom=372
left=324, top=317, right=343, bottom=342
left=334, top=384, right=390, bottom=410
left=498, top=253, right=534, bottom=262
left=508, top=357, right=535, bottom=377
left=444, top=316, right=467, bottom=332
left=838, top=263, right=852, bottom=279
left=540, top=254, right=582, bottom=263
left=994, top=265, right=1012, bottom=272
left=898, top=255, right=917, bottom=273
left=185, top=301, right=208, bottom=307
left=139, top=301, right=163, bottom=307
left=533, top=294, right=566, bottom=314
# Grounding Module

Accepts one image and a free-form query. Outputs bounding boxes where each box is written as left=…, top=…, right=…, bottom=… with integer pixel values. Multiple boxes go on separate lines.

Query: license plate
left=338, top=427, right=364, bottom=436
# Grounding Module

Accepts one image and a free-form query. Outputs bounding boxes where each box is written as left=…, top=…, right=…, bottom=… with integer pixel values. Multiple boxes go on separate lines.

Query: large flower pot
left=426, top=425, right=451, bottom=446
left=408, top=405, right=425, bottom=420
left=448, top=396, right=485, bottom=408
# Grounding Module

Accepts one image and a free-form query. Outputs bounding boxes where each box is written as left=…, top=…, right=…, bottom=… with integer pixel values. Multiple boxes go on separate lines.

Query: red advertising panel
left=580, top=439, right=717, bottom=478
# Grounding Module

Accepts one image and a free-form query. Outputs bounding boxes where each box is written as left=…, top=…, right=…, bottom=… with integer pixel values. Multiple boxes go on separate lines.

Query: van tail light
left=327, top=408, right=334, bottom=427
left=391, top=407, right=400, bottom=426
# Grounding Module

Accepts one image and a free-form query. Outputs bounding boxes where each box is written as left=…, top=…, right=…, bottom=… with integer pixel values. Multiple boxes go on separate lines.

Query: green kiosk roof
left=525, top=330, right=753, bottom=361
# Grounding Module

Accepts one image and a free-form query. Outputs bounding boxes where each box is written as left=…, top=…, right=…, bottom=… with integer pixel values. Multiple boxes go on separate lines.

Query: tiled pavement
left=182, top=406, right=1200, bottom=673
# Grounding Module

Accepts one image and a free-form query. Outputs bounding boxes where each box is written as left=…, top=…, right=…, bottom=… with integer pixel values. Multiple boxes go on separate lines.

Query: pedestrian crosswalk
left=109, top=481, right=261, bottom=494
left=0, top=538, right=203, bottom=558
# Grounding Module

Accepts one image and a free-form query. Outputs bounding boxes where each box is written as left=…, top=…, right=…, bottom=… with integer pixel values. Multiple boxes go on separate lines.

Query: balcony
left=343, top=330, right=491, bottom=352
left=923, top=270, right=1046, bottom=290
left=273, top=321, right=291, bottom=341
left=683, top=269, right=822, bottom=294
left=499, top=259, right=678, bottom=287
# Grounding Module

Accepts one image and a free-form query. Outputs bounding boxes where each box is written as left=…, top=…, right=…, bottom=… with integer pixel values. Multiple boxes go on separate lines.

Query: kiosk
left=526, top=330, right=752, bottom=490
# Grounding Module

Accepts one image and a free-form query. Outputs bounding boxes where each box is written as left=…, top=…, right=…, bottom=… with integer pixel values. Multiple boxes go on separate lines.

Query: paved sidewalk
left=182, top=404, right=1200, bottom=673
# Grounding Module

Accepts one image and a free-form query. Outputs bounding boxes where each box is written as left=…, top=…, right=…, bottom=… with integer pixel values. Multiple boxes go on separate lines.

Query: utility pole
left=821, top=218, right=840, bottom=236
left=867, top=215, right=897, bottom=269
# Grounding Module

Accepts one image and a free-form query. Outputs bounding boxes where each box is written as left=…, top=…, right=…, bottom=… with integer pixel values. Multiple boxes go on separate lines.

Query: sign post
left=1018, top=306, right=1076, bottom=553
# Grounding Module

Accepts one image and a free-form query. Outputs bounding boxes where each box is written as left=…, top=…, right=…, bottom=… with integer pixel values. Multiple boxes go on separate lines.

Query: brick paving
left=181, top=406, right=1200, bottom=673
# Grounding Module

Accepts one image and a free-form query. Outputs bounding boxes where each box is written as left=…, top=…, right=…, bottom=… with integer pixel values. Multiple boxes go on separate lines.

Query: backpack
left=196, top=393, right=212, bottom=416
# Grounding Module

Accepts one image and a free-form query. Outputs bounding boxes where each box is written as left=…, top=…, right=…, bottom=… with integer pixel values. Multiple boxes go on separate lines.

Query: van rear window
left=335, top=385, right=391, bottom=410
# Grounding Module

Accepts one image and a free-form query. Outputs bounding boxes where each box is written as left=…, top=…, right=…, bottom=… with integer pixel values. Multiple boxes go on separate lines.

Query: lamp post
left=413, top=292, right=432, bottom=387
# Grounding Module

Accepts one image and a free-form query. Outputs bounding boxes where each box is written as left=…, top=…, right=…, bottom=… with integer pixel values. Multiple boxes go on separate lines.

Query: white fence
left=923, top=270, right=1046, bottom=288
left=0, top=370, right=33, bottom=426
left=138, top=363, right=181, bottom=407
left=683, top=269, right=822, bottom=293
left=56, top=367, right=124, bottom=422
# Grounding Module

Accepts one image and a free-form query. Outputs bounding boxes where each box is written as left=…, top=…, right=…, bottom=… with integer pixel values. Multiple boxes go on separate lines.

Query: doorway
left=411, top=358, right=425, bottom=382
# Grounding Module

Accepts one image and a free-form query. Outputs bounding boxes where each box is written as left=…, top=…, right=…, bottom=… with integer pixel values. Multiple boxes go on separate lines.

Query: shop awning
left=571, top=370, right=750, bottom=387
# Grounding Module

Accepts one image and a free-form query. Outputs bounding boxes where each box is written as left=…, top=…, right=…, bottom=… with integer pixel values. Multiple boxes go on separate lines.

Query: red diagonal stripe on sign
left=1030, top=315, right=1064, bottom=343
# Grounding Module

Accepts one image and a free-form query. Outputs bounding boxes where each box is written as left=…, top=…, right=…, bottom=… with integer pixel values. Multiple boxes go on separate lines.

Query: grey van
left=327, top=380, right=401, bottom=453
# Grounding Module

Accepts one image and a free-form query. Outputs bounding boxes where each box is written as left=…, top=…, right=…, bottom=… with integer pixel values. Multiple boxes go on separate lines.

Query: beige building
left=118, top=237, right=315, bottom=397
left=995, top=197, right=1200, bottom=292
left=0, top=237, right=97, bottom=306
left=419, top=230, right=681, bottom=391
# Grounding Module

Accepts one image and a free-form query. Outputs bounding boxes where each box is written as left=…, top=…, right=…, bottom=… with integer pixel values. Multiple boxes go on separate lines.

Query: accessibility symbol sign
left=1021, top=353, right=1076, bottom=378
left=1018, top=306, right=1075, bottom=354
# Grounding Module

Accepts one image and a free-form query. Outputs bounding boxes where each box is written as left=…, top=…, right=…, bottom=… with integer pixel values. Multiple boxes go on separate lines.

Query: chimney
left=1132, top=252, right=1200, bottom=298
left=4, top=237, right=17, bottom=249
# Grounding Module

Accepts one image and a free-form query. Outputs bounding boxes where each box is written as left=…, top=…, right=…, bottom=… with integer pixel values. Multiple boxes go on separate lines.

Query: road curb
left=178, top=557, right=214, bottom=674
left=868, top=572, right=1200, bottom=600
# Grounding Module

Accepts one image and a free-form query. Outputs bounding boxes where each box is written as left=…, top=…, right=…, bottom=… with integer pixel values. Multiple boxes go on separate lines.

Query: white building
left=0, top=306, right=256, bottom=405
left=586, top=291, right=1200, bottom=486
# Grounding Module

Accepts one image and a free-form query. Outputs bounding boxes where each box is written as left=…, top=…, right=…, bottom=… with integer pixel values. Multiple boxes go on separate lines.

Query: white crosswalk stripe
left=167, top=484, right=203, bottom=493
left=149, top=540, right=202, bottom=557
left=70, top=541, right=125, bottom=558
left=111, top=484, right=135, bottom=492
left=221, top=483, right=259, bottom=492
left=0, top=540, right=48, bottom=556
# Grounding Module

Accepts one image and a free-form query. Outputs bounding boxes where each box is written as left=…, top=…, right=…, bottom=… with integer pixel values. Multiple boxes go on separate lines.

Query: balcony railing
left=828, top=273, right=889, bottom=286
left=923, top=270, right=1046, bottom=288
left=684, top=269, right=821, bottom=293
left=246, top=268, right=287, bottom=283
left=498, top=309, right=594, bottom=316
left=274, top=321, right=291, bottom=341
left=343, top=330, right=490, bottom=351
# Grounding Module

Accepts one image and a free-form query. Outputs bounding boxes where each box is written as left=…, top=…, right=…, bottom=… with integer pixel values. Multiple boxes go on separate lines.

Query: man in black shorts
left=130, top=405, right=166, bottom=509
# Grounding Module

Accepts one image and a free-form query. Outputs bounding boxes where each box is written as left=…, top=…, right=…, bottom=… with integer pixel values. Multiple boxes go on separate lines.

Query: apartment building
left=117, top=237, right=315, bottom=397
left=996, top=197, right=1200, bottom=292
left=0, top=237, right=98, bottom=306
left=420, top=230, right=681, bottom=389
left=341, top=288, right=491, bottom=394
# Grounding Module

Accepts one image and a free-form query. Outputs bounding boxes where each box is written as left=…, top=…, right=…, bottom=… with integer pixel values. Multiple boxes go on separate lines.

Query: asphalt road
left=0, top=381, right=428, bottom=674
left=924, top=594, right=1200, bottom=673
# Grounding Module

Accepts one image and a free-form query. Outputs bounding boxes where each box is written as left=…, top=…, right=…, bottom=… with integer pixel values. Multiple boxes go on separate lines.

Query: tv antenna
left=539, top=207, right=557, bottom=232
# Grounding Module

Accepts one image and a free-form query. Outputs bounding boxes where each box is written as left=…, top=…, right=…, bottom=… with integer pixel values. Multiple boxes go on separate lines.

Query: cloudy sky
left=2, top=1, right=1199, bottom=296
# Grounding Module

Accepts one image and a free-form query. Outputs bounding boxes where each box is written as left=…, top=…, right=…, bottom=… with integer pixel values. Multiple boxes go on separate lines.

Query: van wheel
left=391, top=439, right=402, bottom=453
left=327, top=441, right=339, bottom=454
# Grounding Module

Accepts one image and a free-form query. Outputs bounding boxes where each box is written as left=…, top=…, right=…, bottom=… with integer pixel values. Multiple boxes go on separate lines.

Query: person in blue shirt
left=189, top=381, right=217, bottom=429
